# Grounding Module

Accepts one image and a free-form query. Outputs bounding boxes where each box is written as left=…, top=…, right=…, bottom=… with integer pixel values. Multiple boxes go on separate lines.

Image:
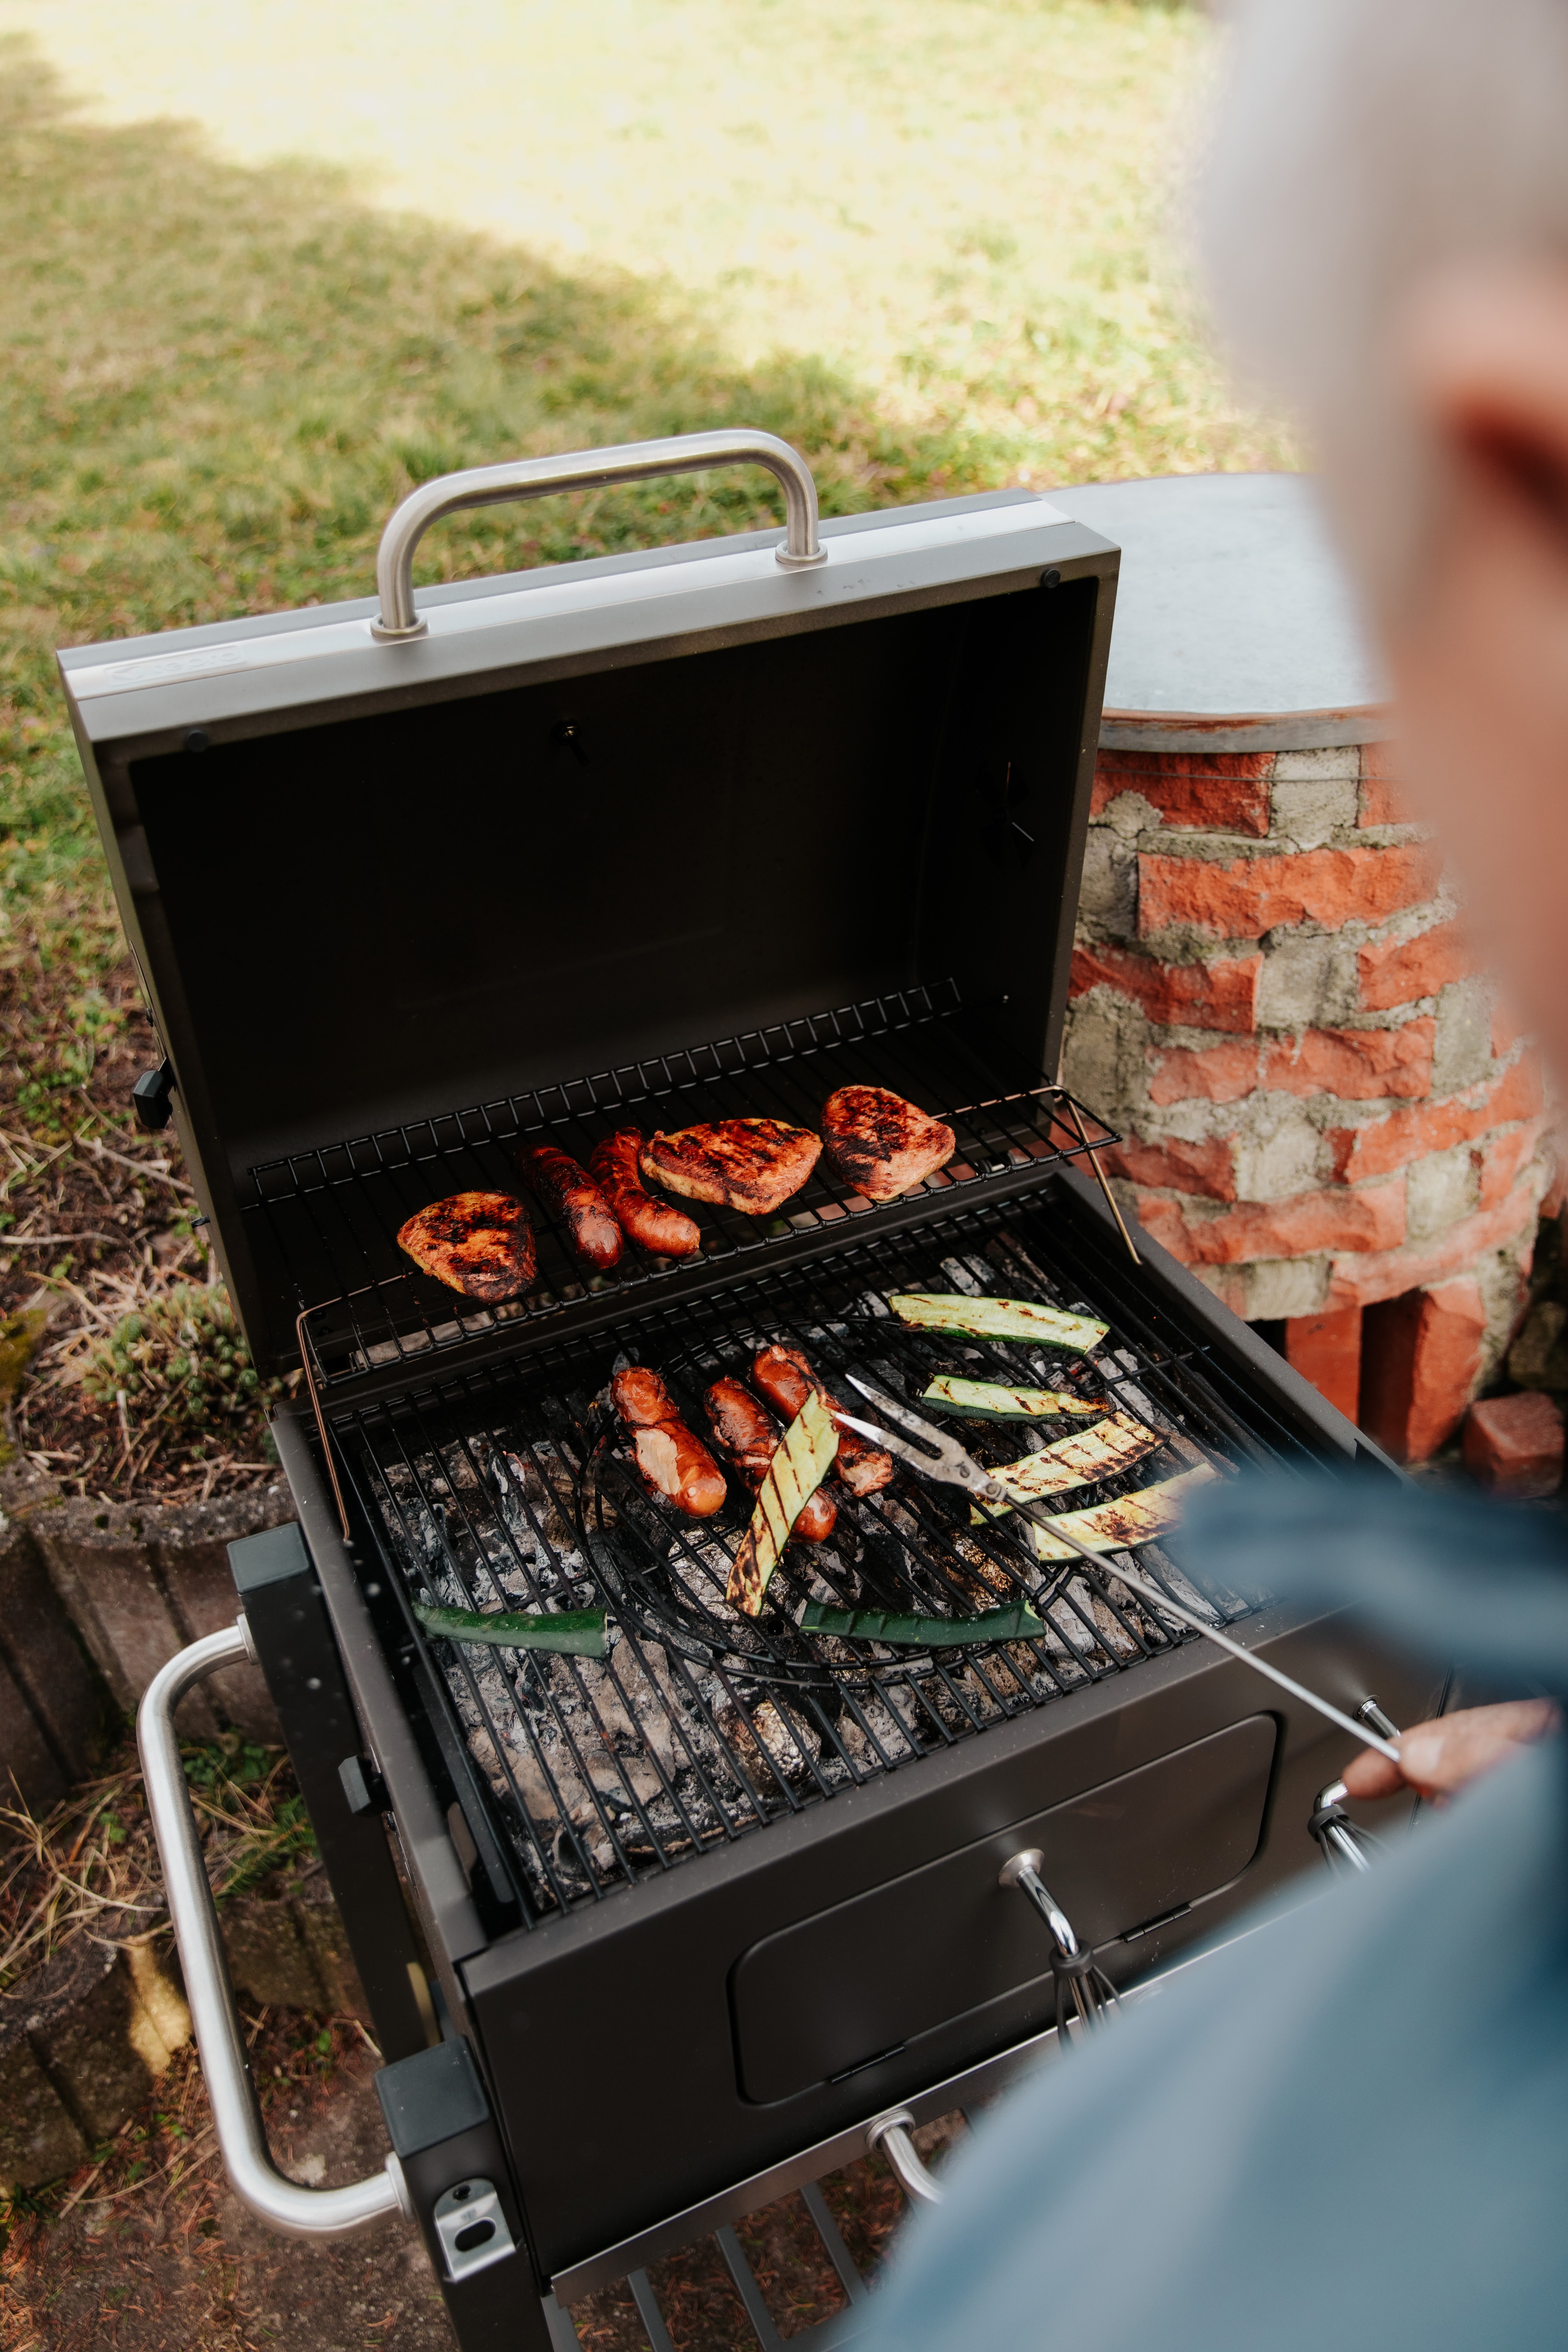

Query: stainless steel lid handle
left=866, top=2109, right=946, bottom=2207
left=136, top=1617, right=408, bottom=2238
left=369, top=426, right=828, bottom=641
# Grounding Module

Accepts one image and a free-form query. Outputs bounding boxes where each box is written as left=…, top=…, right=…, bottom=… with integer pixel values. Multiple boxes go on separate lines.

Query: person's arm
left=1341, top=1699, right=1560, bottom=1804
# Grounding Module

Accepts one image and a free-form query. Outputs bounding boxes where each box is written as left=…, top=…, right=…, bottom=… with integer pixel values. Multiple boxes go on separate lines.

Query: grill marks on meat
left=820, top=1086, right=955, bottom=1202
left=397, top=1192, right=535, bottom=1303
left=703, top=1377, right=837, bottom=1543
left=519, top=1144, right=622, bottom=1270
left=751, top=1344, right=895, bottom=1496
left=589, top=1130, right=702, bottom=1258
left=610, top=1366, right=727, bottom=1518
left=640, top=1120, right=821, bottom=1217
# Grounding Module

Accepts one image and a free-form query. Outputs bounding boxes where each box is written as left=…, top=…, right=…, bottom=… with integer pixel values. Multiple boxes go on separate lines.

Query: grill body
left=60, top=470, right=1435, bottom=2337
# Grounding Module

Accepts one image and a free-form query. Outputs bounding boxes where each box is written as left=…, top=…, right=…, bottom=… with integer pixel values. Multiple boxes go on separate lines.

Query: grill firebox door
left=730, top=1714, right=1277, bottom=2104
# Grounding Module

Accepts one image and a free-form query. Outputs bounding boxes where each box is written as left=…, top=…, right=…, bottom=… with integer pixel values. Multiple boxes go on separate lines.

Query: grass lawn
left=0, top=7, right=1286, bottom=1492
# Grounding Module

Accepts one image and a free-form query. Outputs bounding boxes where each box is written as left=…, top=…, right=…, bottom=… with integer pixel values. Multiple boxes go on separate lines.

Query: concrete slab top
left=1048, top=472, right=1390, bottom=752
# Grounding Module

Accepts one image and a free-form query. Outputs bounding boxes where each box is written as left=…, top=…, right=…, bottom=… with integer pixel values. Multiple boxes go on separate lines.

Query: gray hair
left=1198, top=0, right=1568, bottom=599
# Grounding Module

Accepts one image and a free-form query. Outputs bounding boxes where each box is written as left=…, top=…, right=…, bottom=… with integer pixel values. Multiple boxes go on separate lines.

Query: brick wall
left=1062, top=743, right=1552, bottom=1458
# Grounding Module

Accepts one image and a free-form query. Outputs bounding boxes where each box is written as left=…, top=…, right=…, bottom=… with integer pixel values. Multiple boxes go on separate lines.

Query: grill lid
left=56, top=436, right=1118, bottom=1370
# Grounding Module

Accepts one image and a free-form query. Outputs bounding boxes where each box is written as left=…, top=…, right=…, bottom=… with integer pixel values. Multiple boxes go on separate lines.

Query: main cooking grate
left=243, top=982, right=1117, bottom=1398
left=332, top=1194, right=1313, bottom=1926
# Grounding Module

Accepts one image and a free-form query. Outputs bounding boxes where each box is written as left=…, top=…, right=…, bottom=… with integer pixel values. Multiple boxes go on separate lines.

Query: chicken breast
left=820, top=1086, right=956, bottom=1202
left=397, top=1191, right=535, bottom=1303
left=640, top=1120, right=822, bottom=1216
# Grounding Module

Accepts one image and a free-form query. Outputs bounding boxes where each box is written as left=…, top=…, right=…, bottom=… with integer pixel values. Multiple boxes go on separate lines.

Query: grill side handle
left=369, top=427, right=828, bottom=640
left=136, top=1619, right=411, bottom=2239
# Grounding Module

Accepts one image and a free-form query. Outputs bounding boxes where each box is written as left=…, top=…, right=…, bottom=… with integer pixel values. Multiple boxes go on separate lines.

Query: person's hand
left=1341, top=1699, right=1561, bottom=1805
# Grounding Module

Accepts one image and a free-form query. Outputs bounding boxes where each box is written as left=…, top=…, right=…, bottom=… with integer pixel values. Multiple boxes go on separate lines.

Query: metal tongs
left=833, top=1377, right=1403, bottom=1768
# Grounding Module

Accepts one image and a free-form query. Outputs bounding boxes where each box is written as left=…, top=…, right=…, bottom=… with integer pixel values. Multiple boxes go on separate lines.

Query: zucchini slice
left=800, top=1599, right=1045, bottom=1646
left=414, top=1601, right=609, bottom=1656
left=889, top=1292, right=1107, bottom=1352
left=728, top=1390, right=839, bottom=1617
left=920, top=1374, right=1102, bottom=1422
left=971, top=1413, right=1163, bottom=1515
left=1020, top=1463, right=1218, bottom=1560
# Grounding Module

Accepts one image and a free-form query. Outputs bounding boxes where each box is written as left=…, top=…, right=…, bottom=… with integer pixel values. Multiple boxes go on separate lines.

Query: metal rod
left=136, top=1619, right=407, bottom=2236
left=1056, top=1090, right=1140, bottom=1267
left=295, top=1307, right=351, bottom=1541
left=866, top=2110, right=946, bottom=2207
left=1015, top=1504, right=1403, bottom=1764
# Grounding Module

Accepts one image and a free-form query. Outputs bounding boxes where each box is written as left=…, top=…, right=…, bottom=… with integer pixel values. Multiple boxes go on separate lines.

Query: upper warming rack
left=242, top=982, right=1118, bottom=1403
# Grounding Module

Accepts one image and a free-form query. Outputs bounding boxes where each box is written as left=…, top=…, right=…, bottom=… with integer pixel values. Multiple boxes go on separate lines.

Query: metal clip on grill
left=1307, top=1699, right=1401, bottom=1877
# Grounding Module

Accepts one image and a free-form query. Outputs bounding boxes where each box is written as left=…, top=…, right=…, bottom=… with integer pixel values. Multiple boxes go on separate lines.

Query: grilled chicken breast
left=820, top=1086, right=955, bottom=1201
left=589, top=1129, right=702, bottom=1258
left=397, top=1191, right=535, bottom=1303
left=703, top=1377, right=837, bottom=1542
left=640, top=1120, right=821, bottom=1217
left=610, top=1365, right=727, bottom=1517
left=750, top=1344, right=895, bottom=1496
left=519, top=1143, right=622, bottom=1270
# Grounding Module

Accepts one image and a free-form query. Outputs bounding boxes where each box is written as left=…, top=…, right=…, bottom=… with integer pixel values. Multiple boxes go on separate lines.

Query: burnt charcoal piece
left=820, top=1085, right=956, bottom=1201
left=640, top=1120, right=821, bottom=1216
left=396, top=1191, right=535, bottom=1303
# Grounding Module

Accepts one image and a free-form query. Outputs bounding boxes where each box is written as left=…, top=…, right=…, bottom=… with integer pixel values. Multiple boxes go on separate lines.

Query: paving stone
left=1463, top=1392, right=1565, bottom=1499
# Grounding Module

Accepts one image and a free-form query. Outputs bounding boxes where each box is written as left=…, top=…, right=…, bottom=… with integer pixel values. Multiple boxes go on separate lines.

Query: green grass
left=0, top=11, right=1288, bottom=978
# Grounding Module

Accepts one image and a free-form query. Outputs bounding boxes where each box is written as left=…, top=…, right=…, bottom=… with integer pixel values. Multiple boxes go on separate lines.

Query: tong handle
left=370, top=428, right=827, bottom=639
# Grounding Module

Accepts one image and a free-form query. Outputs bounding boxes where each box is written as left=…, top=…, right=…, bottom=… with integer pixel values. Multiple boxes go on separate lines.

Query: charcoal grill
left=65, top=431, right=1438, bottom=2349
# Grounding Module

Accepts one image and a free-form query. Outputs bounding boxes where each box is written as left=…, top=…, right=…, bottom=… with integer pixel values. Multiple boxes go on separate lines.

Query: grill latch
left=1000, top=1848, right=1122, bottom=2034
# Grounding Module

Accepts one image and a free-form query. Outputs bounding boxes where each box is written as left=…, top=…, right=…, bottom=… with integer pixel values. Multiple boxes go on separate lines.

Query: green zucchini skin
left=889, top=1292, right=1107, bottom=1352
left=414, top=1601, right=608, bottom=1656
left=800, top=1599, right=1044, bottom=1646
left=919, top=1375, right=1102, bottom=1422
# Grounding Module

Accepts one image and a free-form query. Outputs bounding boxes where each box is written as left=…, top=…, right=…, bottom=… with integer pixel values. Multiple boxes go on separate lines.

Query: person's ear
left=1401, top=263, right=1568, bottom=570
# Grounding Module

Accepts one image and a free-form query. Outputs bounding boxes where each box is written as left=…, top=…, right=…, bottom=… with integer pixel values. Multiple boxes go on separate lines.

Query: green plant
left=78, top=1278, right=285, bottom=1456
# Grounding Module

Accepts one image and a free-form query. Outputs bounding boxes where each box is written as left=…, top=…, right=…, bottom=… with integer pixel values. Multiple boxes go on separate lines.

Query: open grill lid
left=56, top=432, right=1119, bottom=1374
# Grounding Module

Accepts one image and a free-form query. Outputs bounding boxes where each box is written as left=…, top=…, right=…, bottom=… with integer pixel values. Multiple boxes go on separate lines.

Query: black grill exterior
left=60, top=466, right=1434, bottom=2348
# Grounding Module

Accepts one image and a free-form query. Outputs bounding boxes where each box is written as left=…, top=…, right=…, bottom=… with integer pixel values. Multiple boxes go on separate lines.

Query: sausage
left=751, top=1345, right=895, bottom=1497
left=519, top=1143, right=623, bottom=1270
left=589, top=1130, right=702, bottom=1259
left=702, top=1377, right=837, bottom=1543
left=610, top=1365, right=727, bottom=1517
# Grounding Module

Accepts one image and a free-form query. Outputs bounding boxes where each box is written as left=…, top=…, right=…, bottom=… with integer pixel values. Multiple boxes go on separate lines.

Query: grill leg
left=377, top=2039, right=560, bottom=2352
left=229, top=1520, right=433, bottom=2061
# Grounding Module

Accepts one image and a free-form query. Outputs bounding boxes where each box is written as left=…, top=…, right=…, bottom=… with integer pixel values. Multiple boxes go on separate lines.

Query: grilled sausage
left=396, top=1191, right=535, bottom=1303
left=610, top=1365, right=727, bottom=1517
left=751, top=1345, right=895, bottom=1497
left=519, top=1143, right=623, bottom=1270
left=702, top=1377, right=837, bottom=1542
left=590, top=1130, right=702, bottom=1259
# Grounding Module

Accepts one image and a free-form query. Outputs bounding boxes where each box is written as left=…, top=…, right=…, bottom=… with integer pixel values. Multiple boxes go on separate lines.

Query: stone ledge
left=0, top=1468, right=296, bottom=1777
left=0, top=1863, right=369, bottom=2192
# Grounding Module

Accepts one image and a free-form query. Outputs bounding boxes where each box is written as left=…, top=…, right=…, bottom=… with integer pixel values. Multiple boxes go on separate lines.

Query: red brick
left=1105, top=1135, right=1237, bottom=1201
left=1361, top=1278, right=1486, bottom=1462
left=1463, top=1391, right=1564, bottom=1499
left=1283, top=1306, right=1362, bottom=1421
left=1358, top=741, right=1415, bottom=828
left=1091, top=750, right=1272, bottom=838
left=1325, top=1184, right=1538, bottom=1311
left=1138, top=844, right=1436, bottom=941
left=1264, top=1020, right=1435, bottom=1103
left=1357, top=920, right=1479, bottom=1012
left=1149, top=1038, right=1260, bottom=1106
left=1327, top=1056, right=1545, bottom=1180
left=1477, top=1119, right=1544, bottom=1210
left=1132, top=1178, right=1405, bottom=1268
left=1068, top=944, right=1263, bottom=1034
